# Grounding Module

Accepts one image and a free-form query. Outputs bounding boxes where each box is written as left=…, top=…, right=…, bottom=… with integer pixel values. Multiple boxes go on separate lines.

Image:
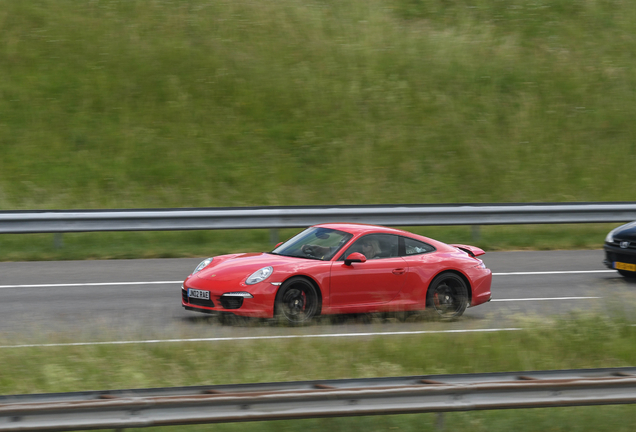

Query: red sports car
left=182, top=223, right=492, bottom=323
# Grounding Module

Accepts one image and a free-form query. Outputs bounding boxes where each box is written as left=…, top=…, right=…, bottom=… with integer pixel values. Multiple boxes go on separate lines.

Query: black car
left=604, top=221, right=636, bottom=278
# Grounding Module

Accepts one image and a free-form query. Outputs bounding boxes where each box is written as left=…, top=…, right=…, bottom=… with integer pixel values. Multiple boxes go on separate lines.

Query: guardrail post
left=436, top=412, right=445, bottom=431
left=471, top=225, right=480, bottom=242
left=54, top=233, right=64, bottom=249
left=270, top=229, right=279, bottom=246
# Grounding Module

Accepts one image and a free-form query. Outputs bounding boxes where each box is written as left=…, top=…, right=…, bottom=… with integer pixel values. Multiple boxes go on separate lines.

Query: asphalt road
left=1, top=250, right=634, bottom=343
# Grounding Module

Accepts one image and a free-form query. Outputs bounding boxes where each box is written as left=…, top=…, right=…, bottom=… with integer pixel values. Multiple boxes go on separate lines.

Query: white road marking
left=0, top=281, right=183, bottom=289
left=493, top=270, right=614, bottom=276
left=0, top=327, right=523, bottom=349
left=492, top=296, right=600, bottom=302
left=0, top=270, right=617, bottom=289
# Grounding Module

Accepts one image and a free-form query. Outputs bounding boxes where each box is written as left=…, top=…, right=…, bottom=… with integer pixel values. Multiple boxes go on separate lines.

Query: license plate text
left=188, top=289, right=210, bottom=300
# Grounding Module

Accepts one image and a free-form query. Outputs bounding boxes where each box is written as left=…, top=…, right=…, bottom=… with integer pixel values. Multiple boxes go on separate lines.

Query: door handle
left=392, top=268, right=405, bottom=275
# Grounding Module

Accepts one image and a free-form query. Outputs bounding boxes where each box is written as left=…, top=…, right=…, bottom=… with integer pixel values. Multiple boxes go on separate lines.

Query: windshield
left=271, top=227, right=353, bottom=261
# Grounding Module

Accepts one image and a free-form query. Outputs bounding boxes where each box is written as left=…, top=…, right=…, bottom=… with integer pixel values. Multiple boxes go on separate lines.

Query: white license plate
left=188, top=289, right=210, bottom=300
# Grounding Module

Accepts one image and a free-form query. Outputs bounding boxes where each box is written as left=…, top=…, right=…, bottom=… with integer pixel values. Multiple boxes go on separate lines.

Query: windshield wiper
left=267, top=252, right=324, bottom=260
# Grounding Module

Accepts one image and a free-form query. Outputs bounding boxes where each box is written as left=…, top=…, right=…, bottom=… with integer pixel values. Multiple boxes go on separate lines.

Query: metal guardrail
left=0, top=202, right=635, bottom=234
left=1, top=367, right=635, bottom=431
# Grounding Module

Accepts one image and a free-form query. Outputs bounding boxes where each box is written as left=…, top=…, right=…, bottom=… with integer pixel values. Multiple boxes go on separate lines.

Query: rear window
left=403, top=237, right=435, bottom=256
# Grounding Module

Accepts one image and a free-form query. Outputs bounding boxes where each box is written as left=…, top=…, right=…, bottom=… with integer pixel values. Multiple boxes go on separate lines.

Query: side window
left=403, top=237, right=435, bottom=256
left=340, top=234, right=399, bottom=260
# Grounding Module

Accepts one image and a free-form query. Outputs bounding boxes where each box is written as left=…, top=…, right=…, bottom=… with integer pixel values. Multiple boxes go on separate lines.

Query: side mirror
left=275, top=242, right=283, bottom=248
left=344, top=252, right=367, bottom=266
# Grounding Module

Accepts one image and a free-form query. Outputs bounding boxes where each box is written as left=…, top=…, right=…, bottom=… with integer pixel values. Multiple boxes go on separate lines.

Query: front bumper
left=181, top=284, right=278, bottom=318
left=603, top=242, right=636, bottom=272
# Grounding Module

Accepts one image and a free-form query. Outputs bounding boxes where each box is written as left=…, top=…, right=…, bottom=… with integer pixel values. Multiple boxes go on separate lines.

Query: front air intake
left=219, top=296, right=244, bottom=309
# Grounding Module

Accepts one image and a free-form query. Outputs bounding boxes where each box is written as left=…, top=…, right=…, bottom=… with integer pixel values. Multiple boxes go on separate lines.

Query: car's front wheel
left=426, top=273, right=469, bottom=320
left=274, top=277, right=320, bottom=324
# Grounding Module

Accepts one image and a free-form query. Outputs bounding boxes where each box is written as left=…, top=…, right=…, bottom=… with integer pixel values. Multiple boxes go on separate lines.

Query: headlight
left=605, top=230, right=615, bottom=243
left=246, top=266, right=273, bottom=285
left=193, top=258, right=213, bottom=274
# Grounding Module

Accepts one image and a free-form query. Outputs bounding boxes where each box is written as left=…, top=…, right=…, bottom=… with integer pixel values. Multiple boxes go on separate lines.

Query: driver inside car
left=360, top=239, right=382, bottom=259
left=302, top=237, right=383, bottom=260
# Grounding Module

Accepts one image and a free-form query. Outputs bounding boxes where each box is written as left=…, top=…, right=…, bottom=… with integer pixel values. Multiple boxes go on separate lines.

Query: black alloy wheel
left=426, top=272, right=469, bottom=320
left=274, top=277, right=320, bottom=324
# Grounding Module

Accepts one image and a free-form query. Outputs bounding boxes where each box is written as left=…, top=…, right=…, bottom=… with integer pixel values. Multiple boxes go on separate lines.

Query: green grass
left=2, top=312, right=636, bottom=431
left=1, top=0, right=636, bottom=211
left=1, top=0, right=634, bottom=259
left=0, top=223, right=616, bottom=261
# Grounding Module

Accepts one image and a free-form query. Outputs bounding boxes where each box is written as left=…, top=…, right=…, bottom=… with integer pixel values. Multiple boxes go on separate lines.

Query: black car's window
left=271, top=227, right=353, bottom=261
left=338, top=234, right=399, bottom=260
left=402, top=237, right=435, bottom=256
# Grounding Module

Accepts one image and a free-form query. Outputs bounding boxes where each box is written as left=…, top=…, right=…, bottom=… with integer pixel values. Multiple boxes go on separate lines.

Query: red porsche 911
left=182, top=223, right=492, bottom=323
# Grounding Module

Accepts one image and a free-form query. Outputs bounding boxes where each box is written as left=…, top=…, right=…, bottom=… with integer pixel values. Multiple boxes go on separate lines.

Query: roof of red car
left=313, top=223, right=412, bottom=236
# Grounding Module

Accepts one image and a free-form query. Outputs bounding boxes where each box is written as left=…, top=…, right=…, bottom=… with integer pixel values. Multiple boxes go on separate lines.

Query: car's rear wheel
left=618, top=270, right=636, bottom=279
left=274, top=277, right=319, bottom=324
left=426, top=273, right=468, bottom=320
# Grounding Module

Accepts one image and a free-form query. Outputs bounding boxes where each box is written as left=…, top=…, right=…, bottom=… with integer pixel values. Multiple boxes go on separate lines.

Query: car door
left=328, top=234, right=407, bottom=308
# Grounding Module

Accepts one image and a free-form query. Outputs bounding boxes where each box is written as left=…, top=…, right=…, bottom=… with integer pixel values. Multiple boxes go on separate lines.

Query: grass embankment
left=2, top=0, right=635, bottom=259
left=1, top=0, right=635, bottom=210
left=2, top=314, right=636, bottom=431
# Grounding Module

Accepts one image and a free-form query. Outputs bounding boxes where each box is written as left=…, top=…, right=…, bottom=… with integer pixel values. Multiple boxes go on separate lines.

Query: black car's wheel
left=274, top=277, right=320, bottom=324
left=618, top=270, right=636, bottom=279
left=426, top=273, right=469, bottom=320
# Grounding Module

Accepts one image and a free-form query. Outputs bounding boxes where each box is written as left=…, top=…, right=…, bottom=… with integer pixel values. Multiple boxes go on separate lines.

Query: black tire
left=274, top=277, right=320, bottom=324
left=618, top=270, right=636, bottom=279
left=426, top=273, right=469, bottom=320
